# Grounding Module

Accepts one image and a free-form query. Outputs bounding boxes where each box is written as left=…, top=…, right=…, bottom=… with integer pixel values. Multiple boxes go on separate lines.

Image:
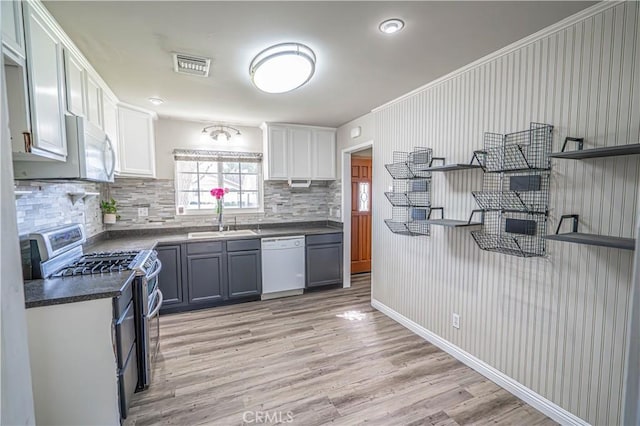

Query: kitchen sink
left=187, top=230, right=258, bottom=239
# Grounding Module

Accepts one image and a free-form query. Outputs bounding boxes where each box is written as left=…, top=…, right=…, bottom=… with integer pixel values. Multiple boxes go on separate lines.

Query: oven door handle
left=147, top=259, right=162, bottom=281
left=148, top=289, right=163, bottom=319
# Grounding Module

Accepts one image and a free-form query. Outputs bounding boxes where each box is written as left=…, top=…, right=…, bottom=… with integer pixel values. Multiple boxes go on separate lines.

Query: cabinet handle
left=104, top=135, right=116, bottom=179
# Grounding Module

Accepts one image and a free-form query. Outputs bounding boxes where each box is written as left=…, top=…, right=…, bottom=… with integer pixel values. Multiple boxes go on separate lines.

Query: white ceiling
left=44, top=1, right=596, bottom=128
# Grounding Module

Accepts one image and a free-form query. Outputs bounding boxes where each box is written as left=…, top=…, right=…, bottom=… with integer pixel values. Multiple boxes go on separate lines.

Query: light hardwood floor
left=126, top=274, right=555, bottom=425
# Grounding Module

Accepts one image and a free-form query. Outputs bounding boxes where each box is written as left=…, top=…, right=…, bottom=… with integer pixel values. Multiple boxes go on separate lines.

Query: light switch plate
left=138, top=207, right=149, bottom=217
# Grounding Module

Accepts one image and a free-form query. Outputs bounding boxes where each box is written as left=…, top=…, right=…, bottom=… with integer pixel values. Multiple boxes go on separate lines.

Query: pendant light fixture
left=201, top=125, right=242, bottom=142
left=249, top=42, right=316, bottom=94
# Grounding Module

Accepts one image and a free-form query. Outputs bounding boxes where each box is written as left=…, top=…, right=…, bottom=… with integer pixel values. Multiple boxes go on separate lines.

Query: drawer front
left=115, top=300, right=136, bottom=368
left=306, top=233, right=343, bottom=246
left=187, top=241, right=223, bottom=255
left=226, top=239, right=260, bottom=252
left=118, top=343, right=138, bottom=419
left=113, top=278, right=134, bottom=319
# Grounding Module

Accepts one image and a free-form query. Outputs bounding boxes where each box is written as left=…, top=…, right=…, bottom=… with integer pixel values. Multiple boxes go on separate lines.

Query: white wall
left=1, top=22, right=36, bottom=423
left=336, top=113, right=374, bottom=179
left=372, top=2, right=639, bottom=425
left=154, top=117, right=263, bottom=179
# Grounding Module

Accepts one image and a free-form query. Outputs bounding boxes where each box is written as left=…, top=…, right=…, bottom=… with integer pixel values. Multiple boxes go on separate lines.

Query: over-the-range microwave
left=14, top=115, right=116, bottom=183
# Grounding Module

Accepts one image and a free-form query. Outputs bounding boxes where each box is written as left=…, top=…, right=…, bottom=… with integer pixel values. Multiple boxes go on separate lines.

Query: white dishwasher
left=261, top=236, right=305, bottom=300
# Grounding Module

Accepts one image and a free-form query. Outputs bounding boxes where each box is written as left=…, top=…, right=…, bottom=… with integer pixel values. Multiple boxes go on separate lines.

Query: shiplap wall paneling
left=372, top=2, right=640, bottom=425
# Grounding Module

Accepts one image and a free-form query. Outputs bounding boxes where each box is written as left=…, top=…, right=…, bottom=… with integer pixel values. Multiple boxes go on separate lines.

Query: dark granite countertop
left=24, top=271, right=135, bottom=309
left=24, top=222, right=342, bottom=309
left=85, top=222, right=343, bottom=252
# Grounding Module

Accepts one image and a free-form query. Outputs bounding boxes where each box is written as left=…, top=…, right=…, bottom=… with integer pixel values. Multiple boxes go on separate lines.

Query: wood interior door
left=351, top=157, right=372, bottom=274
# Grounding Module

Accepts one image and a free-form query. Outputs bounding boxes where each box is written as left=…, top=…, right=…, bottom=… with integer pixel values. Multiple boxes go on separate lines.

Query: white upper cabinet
left=288, top=127, right=312, bottom=179
left=102, top=94, right=120, bottom=174
left=117, top=104, right=155, bottom=178
left=311, top=129, right=336, bottom=179
left=263, top=125, right=288, bottom=180
left=23, top=3, right=67, bottom=160
left=262, top=123, right=336, bottom=181
left=63, top=49, right=85, bottom=117
left=86, top=73, right=102, bottom=128
left=2, top=0, right=25, bottom=57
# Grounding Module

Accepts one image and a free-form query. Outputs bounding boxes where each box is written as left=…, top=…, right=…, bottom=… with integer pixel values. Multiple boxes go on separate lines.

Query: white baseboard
left=371, top=298, right=589, bottom=426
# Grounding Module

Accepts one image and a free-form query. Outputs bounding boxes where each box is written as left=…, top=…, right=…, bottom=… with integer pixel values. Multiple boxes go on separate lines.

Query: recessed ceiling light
left=148, top=97, right=164, bottom=106
left=379, top=18, right=405, bottom=35
left=249, top=42, right=316, bottom=94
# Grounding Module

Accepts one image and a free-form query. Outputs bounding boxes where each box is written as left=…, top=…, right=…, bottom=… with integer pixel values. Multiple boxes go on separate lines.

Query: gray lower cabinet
left=227, top=250, right=262, bottom=299
left=158, top=238, right=262, bottom=314
left=186, top=253, right=225, bottom=304
left=306, top=233, right=343, bottom=288
left=156, top=245, right=184, bottom=309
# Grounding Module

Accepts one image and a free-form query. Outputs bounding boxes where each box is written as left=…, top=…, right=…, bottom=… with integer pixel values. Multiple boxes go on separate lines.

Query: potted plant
left=100, top=198, right=119, bottom=224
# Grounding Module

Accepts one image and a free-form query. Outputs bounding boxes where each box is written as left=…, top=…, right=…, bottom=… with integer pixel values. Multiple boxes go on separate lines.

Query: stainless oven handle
left=148, top=289, right=163, bottom=319
left=147, top=258, right=162, bottom=281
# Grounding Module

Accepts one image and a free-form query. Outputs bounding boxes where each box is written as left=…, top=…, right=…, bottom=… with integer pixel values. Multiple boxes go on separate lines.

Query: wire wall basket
left=384, top=207, right=431, bottom=236
left=384, top=178, right=431, bottom=207
left=470, top=211, right=547, bottom=257
left=470, top=123, right=552, bottom=257
left=472, top=172, right=550, bottom=214
left=385, top=148, right=433, bottom=179
left=480, top=122, right=553, bottom=173
left=385, top=147, right=433, bottom=236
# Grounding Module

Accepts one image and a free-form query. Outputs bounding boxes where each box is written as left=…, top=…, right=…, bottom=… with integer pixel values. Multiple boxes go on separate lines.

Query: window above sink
left=173, top=149, right=263, bottom=215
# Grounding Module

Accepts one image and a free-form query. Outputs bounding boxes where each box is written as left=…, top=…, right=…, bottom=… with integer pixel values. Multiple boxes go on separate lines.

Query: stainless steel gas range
left=28, top=224, right=163, bottom=394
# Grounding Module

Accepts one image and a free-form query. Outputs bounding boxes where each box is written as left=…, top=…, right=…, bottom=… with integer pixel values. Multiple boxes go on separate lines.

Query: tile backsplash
left=106, top=178, right=339, bottom=229
left=14, top=180, right=106, bottom=237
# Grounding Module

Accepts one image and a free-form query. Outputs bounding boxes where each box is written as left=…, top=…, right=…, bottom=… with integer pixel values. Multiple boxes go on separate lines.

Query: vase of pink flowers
left=210, top=187, right=229, bottom=231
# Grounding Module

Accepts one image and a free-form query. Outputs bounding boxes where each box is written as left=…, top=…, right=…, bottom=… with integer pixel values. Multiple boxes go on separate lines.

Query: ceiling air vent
left=172, top=53, right=211, bottom=77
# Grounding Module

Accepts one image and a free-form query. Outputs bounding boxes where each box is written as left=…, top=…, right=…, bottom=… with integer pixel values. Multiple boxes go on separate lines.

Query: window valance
left=173, top=149, right=263, bottom=163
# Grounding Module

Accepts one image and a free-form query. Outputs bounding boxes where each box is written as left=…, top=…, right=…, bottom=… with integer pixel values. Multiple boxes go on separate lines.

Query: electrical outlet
left=452, top=313, right=460, bottom=329
left=138, top=207, right=149, bottom=217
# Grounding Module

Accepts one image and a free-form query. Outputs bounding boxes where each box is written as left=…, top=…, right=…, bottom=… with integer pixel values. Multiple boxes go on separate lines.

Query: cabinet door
left=63, top=50, right=85, bottom=117
left=24, top=5, right=67, bottom=159
left=227, top=250, right=261, bottom=299
left=288, top=127, right=312, bottom=179
left=156, top=245, right=184, bottom=309
left=267, top=125, right=288, bottom=179
left=312, top=129, right=336, bottom=179
left=186, top=254, right=225, bottom=304
left=86, top=74, right=102, bottom=128
left=118, top=105, right=155, bottom=177
left=102, top=94, right=120, bottom=174
left=306, top=243, right=343, bottom=288
left=2, top=0, right=25, bottom=57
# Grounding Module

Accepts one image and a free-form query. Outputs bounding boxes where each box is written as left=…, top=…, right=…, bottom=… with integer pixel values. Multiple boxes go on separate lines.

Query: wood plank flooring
left=126, top=274, right=555, bottom=425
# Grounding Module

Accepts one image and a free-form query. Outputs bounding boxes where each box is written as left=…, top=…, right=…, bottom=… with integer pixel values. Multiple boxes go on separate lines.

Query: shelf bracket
left=429, top=157, right=446, bottom=167
left=560, top=137, right=584, bottom=153
left=467, top=209, right=485, bottom=225
left=471, top=150, right=487, bottom=170
left=555, top=214, right=579, bottom=234
left=68, top=192, right=100, bottom=205
left=427, top=207, right=444, bottom=220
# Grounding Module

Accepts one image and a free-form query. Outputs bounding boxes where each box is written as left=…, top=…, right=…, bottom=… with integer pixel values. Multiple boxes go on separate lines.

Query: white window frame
left=174, top=157, right=264, bottom=216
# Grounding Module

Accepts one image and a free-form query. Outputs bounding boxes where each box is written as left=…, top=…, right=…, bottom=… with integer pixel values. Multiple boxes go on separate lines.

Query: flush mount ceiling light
left=379, top=18, right=405, bottom=34
left=148, top=97, right=164, bottom=106
left=249, top=42, right=316, bottom=94
left=201, top=125, right=241, bottom=143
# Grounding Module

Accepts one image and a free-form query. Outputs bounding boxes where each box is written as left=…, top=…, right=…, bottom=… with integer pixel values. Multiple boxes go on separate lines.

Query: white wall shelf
left=14, top=190, right=32, bottom=197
